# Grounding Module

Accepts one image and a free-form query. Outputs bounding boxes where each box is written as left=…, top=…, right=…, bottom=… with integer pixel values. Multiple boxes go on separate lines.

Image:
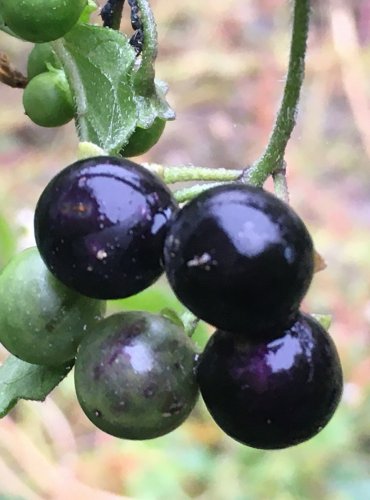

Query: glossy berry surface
left=34, top=156, right=177, bottom=300
left=74, top=312, right=199, bottom=439
left=120, top=118, right=166, bottom=157
left=164, top=184, right=314, bottom=335
left=23, top=70, right=74, bottom=127
left=0, top=247, right=105, bottom=366
left=197, top=313, right=343, bottom=449
left=0, top=0, right=86, bottom=43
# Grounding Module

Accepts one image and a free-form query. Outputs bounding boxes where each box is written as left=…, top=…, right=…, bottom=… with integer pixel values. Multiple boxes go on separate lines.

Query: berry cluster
left=0, top=155, right=343, bottom=448
left=1, top=0, right=85, bottom=128
left=163, top=182, right=343, bottom=449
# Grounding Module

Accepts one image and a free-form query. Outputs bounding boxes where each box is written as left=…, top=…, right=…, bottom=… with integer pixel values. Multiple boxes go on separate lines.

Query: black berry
left=74, top=312, right=199, bottom=439
left=164, top=184, right=314, bottom=335
left=197, top=313, right=343, bottom=449
left=34, top=156, right=177, bottom=299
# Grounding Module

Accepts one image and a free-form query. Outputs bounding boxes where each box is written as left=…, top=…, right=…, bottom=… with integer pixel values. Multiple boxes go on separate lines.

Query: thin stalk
left=244, top=0, right=311, bottom=186
left=134, top=0, right=157, bottom=94
left=52, top=40, right=89, bottom=141
left=144, top=163, right=242, bottom=184
left=0, top=52, right=27, bottom=88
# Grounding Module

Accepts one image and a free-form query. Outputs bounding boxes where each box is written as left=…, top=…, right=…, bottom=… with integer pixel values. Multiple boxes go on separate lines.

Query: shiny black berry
left=74, top=312, right=199, bottom=439
left=197, top=313, right=343, bottom=449
left=164, top=184, right=314, bottom=335
left=34, top=156, right=177, bottom=299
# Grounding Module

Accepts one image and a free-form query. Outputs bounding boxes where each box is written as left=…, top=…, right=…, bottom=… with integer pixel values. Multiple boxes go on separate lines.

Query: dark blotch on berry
left=34, top=156, right=177, bottom=299
left=74, top=312, right=199, bottom=440
left=197, top=313, right=343, bottom=449
left=164, top=184, right=314, bottom=335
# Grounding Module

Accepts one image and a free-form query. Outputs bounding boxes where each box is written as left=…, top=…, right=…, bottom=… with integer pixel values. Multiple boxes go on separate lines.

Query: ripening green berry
left=0, top=247, right=106, bottom=366
left=75, top=312, right=199, bottom=439
left=27, top=43, right=61, bottom=80
left=23, top=70, right=74, bottom=127
left=120, top=118, right=166, bottom=157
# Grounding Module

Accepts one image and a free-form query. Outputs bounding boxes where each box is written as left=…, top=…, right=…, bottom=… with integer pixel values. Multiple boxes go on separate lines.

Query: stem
left=0, top=52, right=27, bottom=89
left=143, top=163, right=242, bottom=184
left=244, top=0, right=311, bottom=186
left=134, top=0, right=157, bottom=94
left=52, top=40, right=89, bottom=141
left=101, top=0, right=125, bottom=30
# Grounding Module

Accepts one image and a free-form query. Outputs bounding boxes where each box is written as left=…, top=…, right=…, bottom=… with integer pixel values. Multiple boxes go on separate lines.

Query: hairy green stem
left=144, top=163, right=242, bottom=184
left=134, top=0, right=157, bottom=94
left=244, top=0, right=311, bottom=186
left=52, top=40, right=89, bottom=141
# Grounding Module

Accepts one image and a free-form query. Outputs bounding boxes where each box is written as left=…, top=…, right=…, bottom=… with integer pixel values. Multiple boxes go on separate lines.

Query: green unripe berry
left=75, top=312, right=199, bottom=439
left=23, top=70, right=74, bottom=127
left=0, top=248, right=106, bottom=366
left=27, top=43, right=61, bottom=80
left=120, top=118, right=166, bottom=157
left=0, top=0, right=87, bottom=43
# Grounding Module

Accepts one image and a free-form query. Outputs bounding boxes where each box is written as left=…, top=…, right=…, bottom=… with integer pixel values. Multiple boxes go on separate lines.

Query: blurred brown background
left=0, top=0, right=370, bottom=498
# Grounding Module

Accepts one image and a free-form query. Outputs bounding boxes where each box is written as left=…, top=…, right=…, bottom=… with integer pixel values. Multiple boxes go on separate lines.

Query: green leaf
left=134, top=79, right=175, bottom=129
left=59, top=25, right=138, bottom=154
left=110, top=281, right=184, bottom=315
left=0, top=355, right=73, bottom=417
left=160, top=308, right=184, bottom=328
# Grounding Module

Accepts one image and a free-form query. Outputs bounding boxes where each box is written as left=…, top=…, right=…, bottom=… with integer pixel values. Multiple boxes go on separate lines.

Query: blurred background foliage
left=0, top=0, right=370, bottom=498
